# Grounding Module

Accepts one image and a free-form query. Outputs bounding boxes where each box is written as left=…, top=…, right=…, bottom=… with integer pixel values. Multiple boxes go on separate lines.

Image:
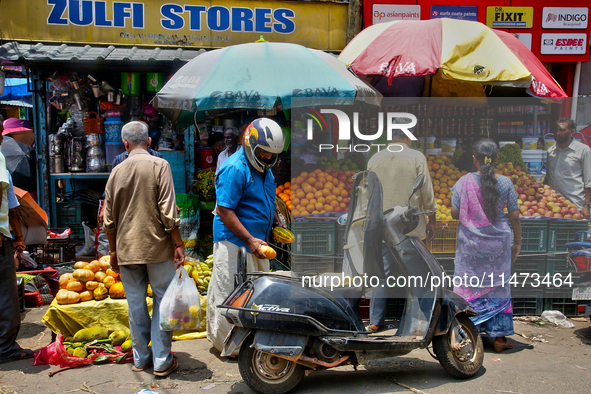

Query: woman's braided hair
left=473, top=139, right=499, bottom=223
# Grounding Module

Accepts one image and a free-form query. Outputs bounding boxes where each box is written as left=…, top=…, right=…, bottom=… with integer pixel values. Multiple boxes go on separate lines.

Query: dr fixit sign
left=487, top=6, right=534, bottom=28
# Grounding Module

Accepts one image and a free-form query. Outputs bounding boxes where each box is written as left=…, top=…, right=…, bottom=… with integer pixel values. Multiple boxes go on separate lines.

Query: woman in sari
left=451, top=139, right=522, bottom=352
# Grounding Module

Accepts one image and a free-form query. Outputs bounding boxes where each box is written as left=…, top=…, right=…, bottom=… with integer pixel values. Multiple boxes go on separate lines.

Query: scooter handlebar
left=404, top=206, right=418, bottom=218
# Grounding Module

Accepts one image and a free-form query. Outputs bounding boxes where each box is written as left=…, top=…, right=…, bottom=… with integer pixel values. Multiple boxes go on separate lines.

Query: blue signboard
left=431, top=6, right=478, bottom=21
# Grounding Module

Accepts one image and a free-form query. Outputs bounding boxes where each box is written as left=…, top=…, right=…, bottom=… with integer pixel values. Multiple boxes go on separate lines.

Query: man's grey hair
left=121, top=121, right=149, bottom=147
left=225, top=126, right=240, bottom=137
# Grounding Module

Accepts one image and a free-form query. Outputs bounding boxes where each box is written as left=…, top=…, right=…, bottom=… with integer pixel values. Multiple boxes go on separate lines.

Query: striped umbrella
left=338, top=18, right=566, bottom=100
left=154, top=42, right=381, bottom=127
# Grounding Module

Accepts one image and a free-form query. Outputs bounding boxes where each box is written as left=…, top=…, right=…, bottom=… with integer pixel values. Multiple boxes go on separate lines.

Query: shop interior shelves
left=49, top=173, right=111, bottom=179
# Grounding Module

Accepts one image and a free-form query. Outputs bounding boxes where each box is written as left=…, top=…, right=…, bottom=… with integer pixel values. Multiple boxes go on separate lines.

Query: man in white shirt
left=216, top=126, right=241, bottom=173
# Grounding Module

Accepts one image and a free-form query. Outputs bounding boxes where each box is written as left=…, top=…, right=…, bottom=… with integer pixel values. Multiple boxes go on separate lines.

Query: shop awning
left=0, top=42, right=206, bottom=65
left=0, top=78, right=32, bottom=107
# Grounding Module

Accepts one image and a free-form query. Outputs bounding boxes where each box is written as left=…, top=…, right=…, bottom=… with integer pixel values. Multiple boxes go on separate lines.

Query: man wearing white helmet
left=208, top=118, right=285, bottom=354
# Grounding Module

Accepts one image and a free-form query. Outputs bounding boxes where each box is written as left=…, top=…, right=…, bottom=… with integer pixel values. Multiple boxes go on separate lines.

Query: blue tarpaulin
left=0, top=78, right=32, bottom=107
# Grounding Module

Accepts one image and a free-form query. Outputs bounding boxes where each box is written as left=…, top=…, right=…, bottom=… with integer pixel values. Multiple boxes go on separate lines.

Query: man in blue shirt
left=112, top=147, right=162, bottom=169
left=207, top=118, right=284, bottom=354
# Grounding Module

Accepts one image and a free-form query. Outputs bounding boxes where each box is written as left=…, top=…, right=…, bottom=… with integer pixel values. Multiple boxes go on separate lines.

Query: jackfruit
left=121, top=339, right=133, bottom=353
left=73, top=347, right=88, bottom=358
left=73, top=327, right=109, bottom=342
left=109, top=330, right=128, bottom=346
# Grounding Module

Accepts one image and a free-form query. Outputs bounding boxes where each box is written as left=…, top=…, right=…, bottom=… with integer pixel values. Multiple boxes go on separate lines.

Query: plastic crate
left=35, top=241, right=76, bottom=266
left=56, top=202, right=83, bottom=227
left=359, top=298, right=370, bottom=320
left=335, top=224, right=346, bottom=256
left=436, top=257, right=455, bottom=276
left=546, top=255, right=573, bottom=276
left=292, top=221, right=335, bottom=255
left=512, top=288, right=544, bottom=316
left=547, top=220, right=589, bottom=253
left=513, top=253, right=546, bottom=286
left=515, top=220, right=548, bottom=253
left=385, top=298, right=406, bottom=320
left=69, top=224, right=85, bottom=239
left=291, top=255, right=335, bottom=274
left=426, top=220, right=459, bottom=253
left=544, top=289, right=579, bottom=316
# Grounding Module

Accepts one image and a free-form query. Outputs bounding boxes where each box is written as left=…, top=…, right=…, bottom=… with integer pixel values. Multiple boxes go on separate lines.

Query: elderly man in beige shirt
left=103, top=121, right=184, bottom=377
left=364, top=129, right=437, bottom=332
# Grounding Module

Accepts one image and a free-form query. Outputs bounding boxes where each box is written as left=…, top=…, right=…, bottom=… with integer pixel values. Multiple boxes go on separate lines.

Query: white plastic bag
left=159, top=266, right=202, bottom=331
left=76, top=222, right=96, bottom=257
left=541, top=310, right=575, bottom=328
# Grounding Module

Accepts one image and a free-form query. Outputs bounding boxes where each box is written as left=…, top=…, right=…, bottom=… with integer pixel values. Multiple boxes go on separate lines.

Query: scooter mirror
left=408, top=174, right=425, bottom=206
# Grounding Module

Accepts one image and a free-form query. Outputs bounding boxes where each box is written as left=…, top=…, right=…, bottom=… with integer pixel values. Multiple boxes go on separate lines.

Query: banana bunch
left=186, top=255, right=214, bottom=294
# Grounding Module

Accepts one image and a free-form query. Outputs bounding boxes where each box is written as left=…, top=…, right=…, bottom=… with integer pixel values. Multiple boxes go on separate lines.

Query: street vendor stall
left=42, top=296, right=207, bottom=341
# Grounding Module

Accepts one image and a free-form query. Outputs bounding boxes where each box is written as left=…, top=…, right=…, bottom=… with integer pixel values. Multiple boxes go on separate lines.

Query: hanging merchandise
left=121, top=72, right=140, bottom=95
left=146, top=73, right=163, bottom=92
left=67, top=137, right=85, bottom=172
left=83, top=112, right=104, bottom=134
left=104, top=117, right=124, bottom=143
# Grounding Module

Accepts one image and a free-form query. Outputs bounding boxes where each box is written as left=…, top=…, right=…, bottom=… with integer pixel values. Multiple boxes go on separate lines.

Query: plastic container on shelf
left=426, top=148, right=442, bottom=156
left=104, top=117, right=124, bottom=143
left=105, top=143, right=125, bottom=168
left=544, top=135, right=555, bottom=151
left=440, top=138, right=457, bottom=155
left=499, top=141, right=516, bottom=148
left=521, top=150, right=544, bottom=172
left=522, top=136, right=538, bottom=150
left=419, top=136, right=436, bottom=150
left=146, top=72, right=164, bottom=92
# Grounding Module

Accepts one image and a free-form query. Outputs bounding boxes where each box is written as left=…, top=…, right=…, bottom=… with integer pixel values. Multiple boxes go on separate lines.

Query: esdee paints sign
left=540, top=33, right=587, bottom=55
left=0, top=0, right=348, bottom=50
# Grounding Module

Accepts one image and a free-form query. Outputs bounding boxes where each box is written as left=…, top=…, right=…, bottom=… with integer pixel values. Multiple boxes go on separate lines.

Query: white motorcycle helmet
left=243, top=118, right=285, bottom=173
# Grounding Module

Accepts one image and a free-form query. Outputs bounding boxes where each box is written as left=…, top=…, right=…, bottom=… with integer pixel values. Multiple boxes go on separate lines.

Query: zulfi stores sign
left=0, top=0, right=348, bottom=51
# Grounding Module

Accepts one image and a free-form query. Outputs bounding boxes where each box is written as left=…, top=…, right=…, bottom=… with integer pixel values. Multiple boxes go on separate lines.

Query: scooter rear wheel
left=433, top=314, right=484, bottom=379
left=238, top=333, right=306, bottom=394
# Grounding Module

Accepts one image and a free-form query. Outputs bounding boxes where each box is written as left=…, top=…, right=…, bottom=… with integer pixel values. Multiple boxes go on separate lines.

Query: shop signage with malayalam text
left=542, top=7, right=588, bottom=29
left=540, top=33, right=587, bottom=55
left=430, top=6, right=478, bottom=21
left=372, top=5, right=420, bottom=25
left=0, top=0, right=348, bottom=50
left=486, top=6, right=534, bottom=28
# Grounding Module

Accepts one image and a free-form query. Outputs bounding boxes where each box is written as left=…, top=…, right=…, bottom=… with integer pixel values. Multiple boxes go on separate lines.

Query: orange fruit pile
left=427, top=155, right=467, bottom=220
left=290, top=169, right=353, bottom=216
left=276, top=182, right=292, bottom=211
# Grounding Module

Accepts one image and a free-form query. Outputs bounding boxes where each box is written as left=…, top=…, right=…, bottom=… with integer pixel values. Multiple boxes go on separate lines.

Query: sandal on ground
left=132, top=361, right=153, bottom=372
left=153, top=357, right=178, bottom=377
left=0, top=349, right=34, bottom=365
left=365, top=324, right=381, bottom=333
left=493, top=339, right=514, bottom=353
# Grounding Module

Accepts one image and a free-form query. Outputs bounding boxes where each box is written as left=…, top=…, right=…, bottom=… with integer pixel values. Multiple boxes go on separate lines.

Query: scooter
left=219, top=172, right=484, bottom=394
left=566, top=232, right=591, bottom=321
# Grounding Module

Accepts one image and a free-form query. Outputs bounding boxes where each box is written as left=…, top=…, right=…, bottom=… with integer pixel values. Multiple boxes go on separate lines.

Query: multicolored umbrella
left=338, top=18, right=566, bottom=100
left=154, top=42, right=380, bottom=127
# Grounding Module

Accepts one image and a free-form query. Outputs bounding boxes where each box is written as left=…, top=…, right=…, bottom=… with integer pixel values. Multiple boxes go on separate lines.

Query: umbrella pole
left=423, top=76, right=433, bottom=156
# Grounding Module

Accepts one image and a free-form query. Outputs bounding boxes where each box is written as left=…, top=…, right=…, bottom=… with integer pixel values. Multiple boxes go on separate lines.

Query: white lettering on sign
left=372, top=5, right=420, bottom=24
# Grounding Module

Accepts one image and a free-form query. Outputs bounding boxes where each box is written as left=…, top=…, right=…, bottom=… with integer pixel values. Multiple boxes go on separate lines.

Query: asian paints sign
left=0, top=0, right=348, bottom=50
left=372, top=5, right=420, bottom=25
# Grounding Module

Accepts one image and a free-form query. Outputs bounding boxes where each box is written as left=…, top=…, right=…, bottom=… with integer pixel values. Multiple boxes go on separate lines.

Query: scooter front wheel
left=238, top=333, right=306, bottom=394
left=433, top=314, right=484, bottom=379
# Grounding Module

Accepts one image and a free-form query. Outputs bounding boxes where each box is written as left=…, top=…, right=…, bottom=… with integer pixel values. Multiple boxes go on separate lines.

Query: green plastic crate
left=514, top=220, right=548, bottom=253
left=291, top=255, right=335, bottom=274
left=544, top=289, right=579, bottom=316
left=547, top=220, right=589, bottom=253
left=56, top=202, right=83, bottom=227
left=546, top=255, right=573, bottom=276
left=512, top=288, right=544, bottom=316
left=335, top=224, right=346, bottom=256
left=512, top=253, right=546, bottom=287
left=292, top=221, right=335, bottom=255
